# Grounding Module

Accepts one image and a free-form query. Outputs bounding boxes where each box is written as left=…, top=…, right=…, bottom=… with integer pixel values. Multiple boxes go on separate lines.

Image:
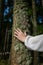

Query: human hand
left=14, top=28, right=27, bottom=42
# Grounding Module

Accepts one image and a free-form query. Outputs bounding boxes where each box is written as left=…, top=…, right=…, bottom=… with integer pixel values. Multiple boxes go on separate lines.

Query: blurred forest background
left=0, top=0, right=43, bottom=65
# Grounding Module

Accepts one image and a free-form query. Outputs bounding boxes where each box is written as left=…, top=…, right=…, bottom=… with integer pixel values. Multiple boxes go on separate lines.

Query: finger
left=14, top=35, right=18, bottom=38
left=14, top=35, right=19, bottom=40
left=17, top=28, right=24, bottom=34
left=14, top=32, right=18, bottom=35
left=17, top=28, right=21, bottom=32
left=15, top=29, right=19, bottom=33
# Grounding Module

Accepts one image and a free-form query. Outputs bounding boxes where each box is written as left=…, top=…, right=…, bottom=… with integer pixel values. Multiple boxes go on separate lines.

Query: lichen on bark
left=10, top=0, right=33, bottom=65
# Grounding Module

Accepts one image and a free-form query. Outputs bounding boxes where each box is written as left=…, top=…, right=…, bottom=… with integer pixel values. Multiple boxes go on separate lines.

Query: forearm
left=24, top=34, right=43, bottom=52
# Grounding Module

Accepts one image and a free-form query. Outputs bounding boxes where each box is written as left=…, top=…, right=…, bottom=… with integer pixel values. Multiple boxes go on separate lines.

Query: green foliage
left=37, top=24, right=43, bottom=34
left=0, top=58, right=9, bottom=65
left=26, top=8, right=32, bottom=16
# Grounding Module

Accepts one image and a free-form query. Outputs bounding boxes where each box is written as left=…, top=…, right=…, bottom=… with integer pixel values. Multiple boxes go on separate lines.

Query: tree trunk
left=3, top=27, right=8, bottom=55
left=0, top=0, right=2, bottom=23
left=10, top=0, right=33, bottom=65
left=0, top=0, right=2, bottom=42
left=32, top=0, right=38, bottom=65
left=0, top=0, right=3, bottom=55
left=32, top=0, right=37, bottom=35
left=42, top=0, right=43, bottom=7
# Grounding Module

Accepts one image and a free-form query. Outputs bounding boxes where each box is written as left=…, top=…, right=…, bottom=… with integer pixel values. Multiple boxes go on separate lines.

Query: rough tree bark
left=10, top=0, right=33, bottom=65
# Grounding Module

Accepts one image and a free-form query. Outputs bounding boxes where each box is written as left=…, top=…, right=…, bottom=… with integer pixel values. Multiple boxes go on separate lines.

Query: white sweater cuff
left=24, top=35, right=32, bottom=47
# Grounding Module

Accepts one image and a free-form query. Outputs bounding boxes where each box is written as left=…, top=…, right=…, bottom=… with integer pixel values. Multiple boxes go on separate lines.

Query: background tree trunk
left=0, top=0, right=2, bottom=42
left=0, top=0, right=3, bottom=54
left=32, top=0, right=37, bottom=35
left=42, top=0, right=43, bottom=7
left=10, top=0, right=33, bottom=65
left=32, top=0, right=38, bottom=65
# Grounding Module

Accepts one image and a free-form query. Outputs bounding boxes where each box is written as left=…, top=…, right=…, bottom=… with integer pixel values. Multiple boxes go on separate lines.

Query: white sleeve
left=24, top=34, right=43, bottom=52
